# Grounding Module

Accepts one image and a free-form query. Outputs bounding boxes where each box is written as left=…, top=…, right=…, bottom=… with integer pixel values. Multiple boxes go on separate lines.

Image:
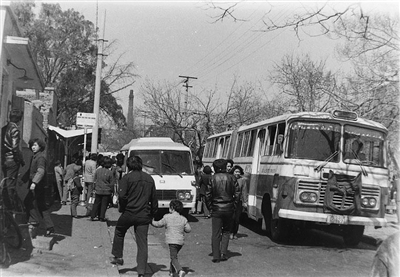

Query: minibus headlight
left=191, top=181, right=196, bottom=187
left=299, top=192, right=317, bottom=203
left=177, top=191, right=192, bottom=201
left=177, top=192, right=185, bottom=200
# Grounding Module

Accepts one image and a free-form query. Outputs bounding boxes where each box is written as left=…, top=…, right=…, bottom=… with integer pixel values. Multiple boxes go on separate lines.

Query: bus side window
left=273, top=123, right=286, bottom=156
left=265, top=125, right=277, bottom=156
left=235, top=133, right=243, bottom=158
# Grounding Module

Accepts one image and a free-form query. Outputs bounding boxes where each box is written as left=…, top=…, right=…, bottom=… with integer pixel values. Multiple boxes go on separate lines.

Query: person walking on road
left=1, top=109, right=25, bottom=212
left=84, top=153, right=97, bottom=215
left=198, top=165, right=212, bottom=218
left=54, top=160, right=64, bottom=201
left=62, top=158, right=81, bottom=205
left=26, top=138, right=54, bottom=237
left=110, top=156, right=158, bottom=277
left=70, top=168, right=84, bottom=218
left=152, top=199, right=191, bottom=277
left=90, top=156, right=115, bottom=221
left=230, top=165, right=248, bottom=240
left=206, top=159, right=239, bottom=263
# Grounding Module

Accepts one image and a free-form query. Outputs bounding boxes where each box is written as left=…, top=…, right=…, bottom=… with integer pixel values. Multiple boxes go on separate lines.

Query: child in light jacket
left=152, top=200, right=191, bottom=277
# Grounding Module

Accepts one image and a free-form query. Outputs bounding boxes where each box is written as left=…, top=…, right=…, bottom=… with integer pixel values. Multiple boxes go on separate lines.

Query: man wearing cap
left=206, top=158, right=239, bottom=263
left=1, top=109, right=25, bottom=211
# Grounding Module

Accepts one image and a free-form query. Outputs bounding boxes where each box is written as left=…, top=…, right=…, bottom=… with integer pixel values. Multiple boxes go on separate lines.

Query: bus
left=121, top=137, right=197, bottom=213
left=203, top=110, right=390, bottom=246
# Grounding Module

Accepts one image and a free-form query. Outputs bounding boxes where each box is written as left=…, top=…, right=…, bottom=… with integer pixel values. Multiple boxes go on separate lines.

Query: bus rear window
left=287, top=121, right=341, bottom=161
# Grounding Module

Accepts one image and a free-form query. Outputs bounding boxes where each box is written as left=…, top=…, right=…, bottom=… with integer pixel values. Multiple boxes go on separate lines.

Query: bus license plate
left=327, top=214, right=348, bottom=225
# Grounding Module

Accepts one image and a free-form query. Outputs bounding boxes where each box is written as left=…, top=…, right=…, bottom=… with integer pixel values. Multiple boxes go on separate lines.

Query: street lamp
left=7, top=59, right=33, bottom=82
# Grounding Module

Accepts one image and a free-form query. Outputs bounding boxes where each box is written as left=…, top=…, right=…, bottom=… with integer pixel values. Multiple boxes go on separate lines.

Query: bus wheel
left=271, top=218, right=290, bottom=242
left=261, top=198, right=272, bottom=237
left=342, top=225, right=364, bottom=247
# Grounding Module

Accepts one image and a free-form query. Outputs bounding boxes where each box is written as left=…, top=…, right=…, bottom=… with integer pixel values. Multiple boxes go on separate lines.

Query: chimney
left=127, top=90, right=134, bottom=130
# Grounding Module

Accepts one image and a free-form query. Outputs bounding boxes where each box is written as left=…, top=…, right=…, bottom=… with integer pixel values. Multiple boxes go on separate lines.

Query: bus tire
left=261, top=197, right=272, bottom=237
left=271, top=218, right=290, bottom=242
left=342, top=225, right=364, bottom=247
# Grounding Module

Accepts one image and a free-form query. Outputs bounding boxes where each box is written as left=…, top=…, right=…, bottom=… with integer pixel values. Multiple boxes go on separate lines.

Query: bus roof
left=207, top=111, right=387, bottom=140
left=121, top=137, right=191, bottom=152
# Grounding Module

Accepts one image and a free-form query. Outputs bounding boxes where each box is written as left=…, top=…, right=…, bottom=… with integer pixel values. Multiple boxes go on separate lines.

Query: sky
left=38, top=0, right=399, bottom=116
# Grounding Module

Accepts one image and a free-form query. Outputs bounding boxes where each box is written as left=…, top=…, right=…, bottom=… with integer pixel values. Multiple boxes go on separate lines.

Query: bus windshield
left=287, top=121, right=341, bottom=161
left=343, top=125, right=385, bottom=167
left=130, top=150, right=193, bottom=175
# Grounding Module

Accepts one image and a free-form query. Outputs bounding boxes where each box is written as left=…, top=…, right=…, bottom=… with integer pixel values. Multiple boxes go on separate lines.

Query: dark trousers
left=211, top=211, right=233, bottom=260
left=24, top=190, right=42, bottom=225
left=2, top=160, right=22, bottom=211
left=169, top=244, right=183, bottom=273
left=230, top=200, right=243, bottom=235
left=70, top=192, right=80, bottom=217
left=111, top=211, right=150, bottom=275
left=85, top=182, right=94, bottom=202
left=201, top=195, right=210, bottom=217
left=90, top=194, right=110, bottom=220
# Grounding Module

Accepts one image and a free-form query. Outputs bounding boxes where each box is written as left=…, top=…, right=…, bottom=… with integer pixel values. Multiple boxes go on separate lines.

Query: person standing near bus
left=226, top=159, right=234, bottom=174
left=54, top=160, right=64, bottom=201
left=206, top=159, right=239, bottom=263
left=230, top=165, right=248, bottom=240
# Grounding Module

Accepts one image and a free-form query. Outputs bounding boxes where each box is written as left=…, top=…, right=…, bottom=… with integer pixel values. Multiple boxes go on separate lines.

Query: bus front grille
left=156, top=190, right=177, bottom=200
left=297, top=180, right=380, bottom=209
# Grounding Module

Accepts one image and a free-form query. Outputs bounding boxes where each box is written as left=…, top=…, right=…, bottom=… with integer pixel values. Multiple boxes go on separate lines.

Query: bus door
left=251, top=129, right=266, bottom=174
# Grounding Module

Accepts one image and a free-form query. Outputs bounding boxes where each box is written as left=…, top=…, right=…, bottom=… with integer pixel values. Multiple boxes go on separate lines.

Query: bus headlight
left=299, top=192, right=317, bottom=203
left=191, top=181, right=197, bottom=187
left=177, top=190, right=192, bottom=201
left=361, top=197, right=377, bottom=208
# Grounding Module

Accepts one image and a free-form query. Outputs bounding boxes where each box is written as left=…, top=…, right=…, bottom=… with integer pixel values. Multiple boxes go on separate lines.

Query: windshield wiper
left=351, top=150, right=368, bottom=176
left=143, top=164, right=163, bottom=177
left=162, top=162, right=183, bottom=178
left=314, top=150, right=340, bottom=172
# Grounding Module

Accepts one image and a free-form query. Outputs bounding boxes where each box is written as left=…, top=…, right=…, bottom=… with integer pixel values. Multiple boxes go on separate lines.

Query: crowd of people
left=1, top=109, right=397, bottom=277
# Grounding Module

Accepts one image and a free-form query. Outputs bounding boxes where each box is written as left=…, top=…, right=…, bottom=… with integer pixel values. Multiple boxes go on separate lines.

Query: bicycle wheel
left=3, top=212, right=22, bottom=249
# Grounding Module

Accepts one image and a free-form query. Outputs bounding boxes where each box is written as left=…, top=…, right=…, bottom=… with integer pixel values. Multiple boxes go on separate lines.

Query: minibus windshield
left=130, top=150, right=193, bottom=175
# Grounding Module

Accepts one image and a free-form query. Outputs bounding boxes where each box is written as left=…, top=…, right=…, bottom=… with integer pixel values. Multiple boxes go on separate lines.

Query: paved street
left=1, top=203, right=398, bottom=277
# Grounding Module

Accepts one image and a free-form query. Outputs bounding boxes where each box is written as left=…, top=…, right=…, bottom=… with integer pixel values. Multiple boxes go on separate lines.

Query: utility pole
left=91, top=11, right=108, bottom=153
left=178, top=75, right=197, bottom=115
left=178, top=75, right=197, bottom=139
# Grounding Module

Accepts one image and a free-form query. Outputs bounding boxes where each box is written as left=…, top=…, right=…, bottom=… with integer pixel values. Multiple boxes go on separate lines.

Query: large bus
left=203, top=110, right=390, bottom=246
left=121, top=137, right=197, bottom=213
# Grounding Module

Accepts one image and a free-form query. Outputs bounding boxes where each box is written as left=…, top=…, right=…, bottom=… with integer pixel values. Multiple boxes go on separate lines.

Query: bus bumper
left=278, top=209, right=387, bottom=227
left=158, top=200, right=195, bottom=209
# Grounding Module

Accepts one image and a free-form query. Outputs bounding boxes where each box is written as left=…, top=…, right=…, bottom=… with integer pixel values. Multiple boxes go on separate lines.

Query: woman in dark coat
left=230, top=165, right=248, bottom=239
left=90, top=156, right=115, bottom=221
left=26, top=138, right=54, bottom=237
left=198, top=165, right=212, bottom=218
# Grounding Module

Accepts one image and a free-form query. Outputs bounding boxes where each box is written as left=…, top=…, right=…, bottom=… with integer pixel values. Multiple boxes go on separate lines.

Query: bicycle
left=0, top=177, right=23, bottom=265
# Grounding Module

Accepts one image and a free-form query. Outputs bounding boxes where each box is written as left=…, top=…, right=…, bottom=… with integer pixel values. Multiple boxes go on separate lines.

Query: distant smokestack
left=127, top=90, right=134, bottom=130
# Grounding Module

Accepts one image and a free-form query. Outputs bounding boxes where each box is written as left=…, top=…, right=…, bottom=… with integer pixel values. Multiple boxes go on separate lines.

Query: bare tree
left=269, top=54, right=338, bottom=112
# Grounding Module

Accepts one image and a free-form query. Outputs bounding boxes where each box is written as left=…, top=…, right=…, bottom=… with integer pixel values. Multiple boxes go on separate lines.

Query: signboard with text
left=76, top=112, right=96, bottom=127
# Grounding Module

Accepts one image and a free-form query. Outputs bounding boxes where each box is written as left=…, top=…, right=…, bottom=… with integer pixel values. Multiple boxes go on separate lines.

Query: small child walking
left=152, top=200, right=191, bottom=277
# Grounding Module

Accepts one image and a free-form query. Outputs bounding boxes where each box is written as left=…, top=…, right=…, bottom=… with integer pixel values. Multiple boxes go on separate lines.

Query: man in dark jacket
left=206, top=159, right=239, bottom=263
left=110, top=156, right=158, bottom=277
left=1, top=109, right=25, bottom=211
